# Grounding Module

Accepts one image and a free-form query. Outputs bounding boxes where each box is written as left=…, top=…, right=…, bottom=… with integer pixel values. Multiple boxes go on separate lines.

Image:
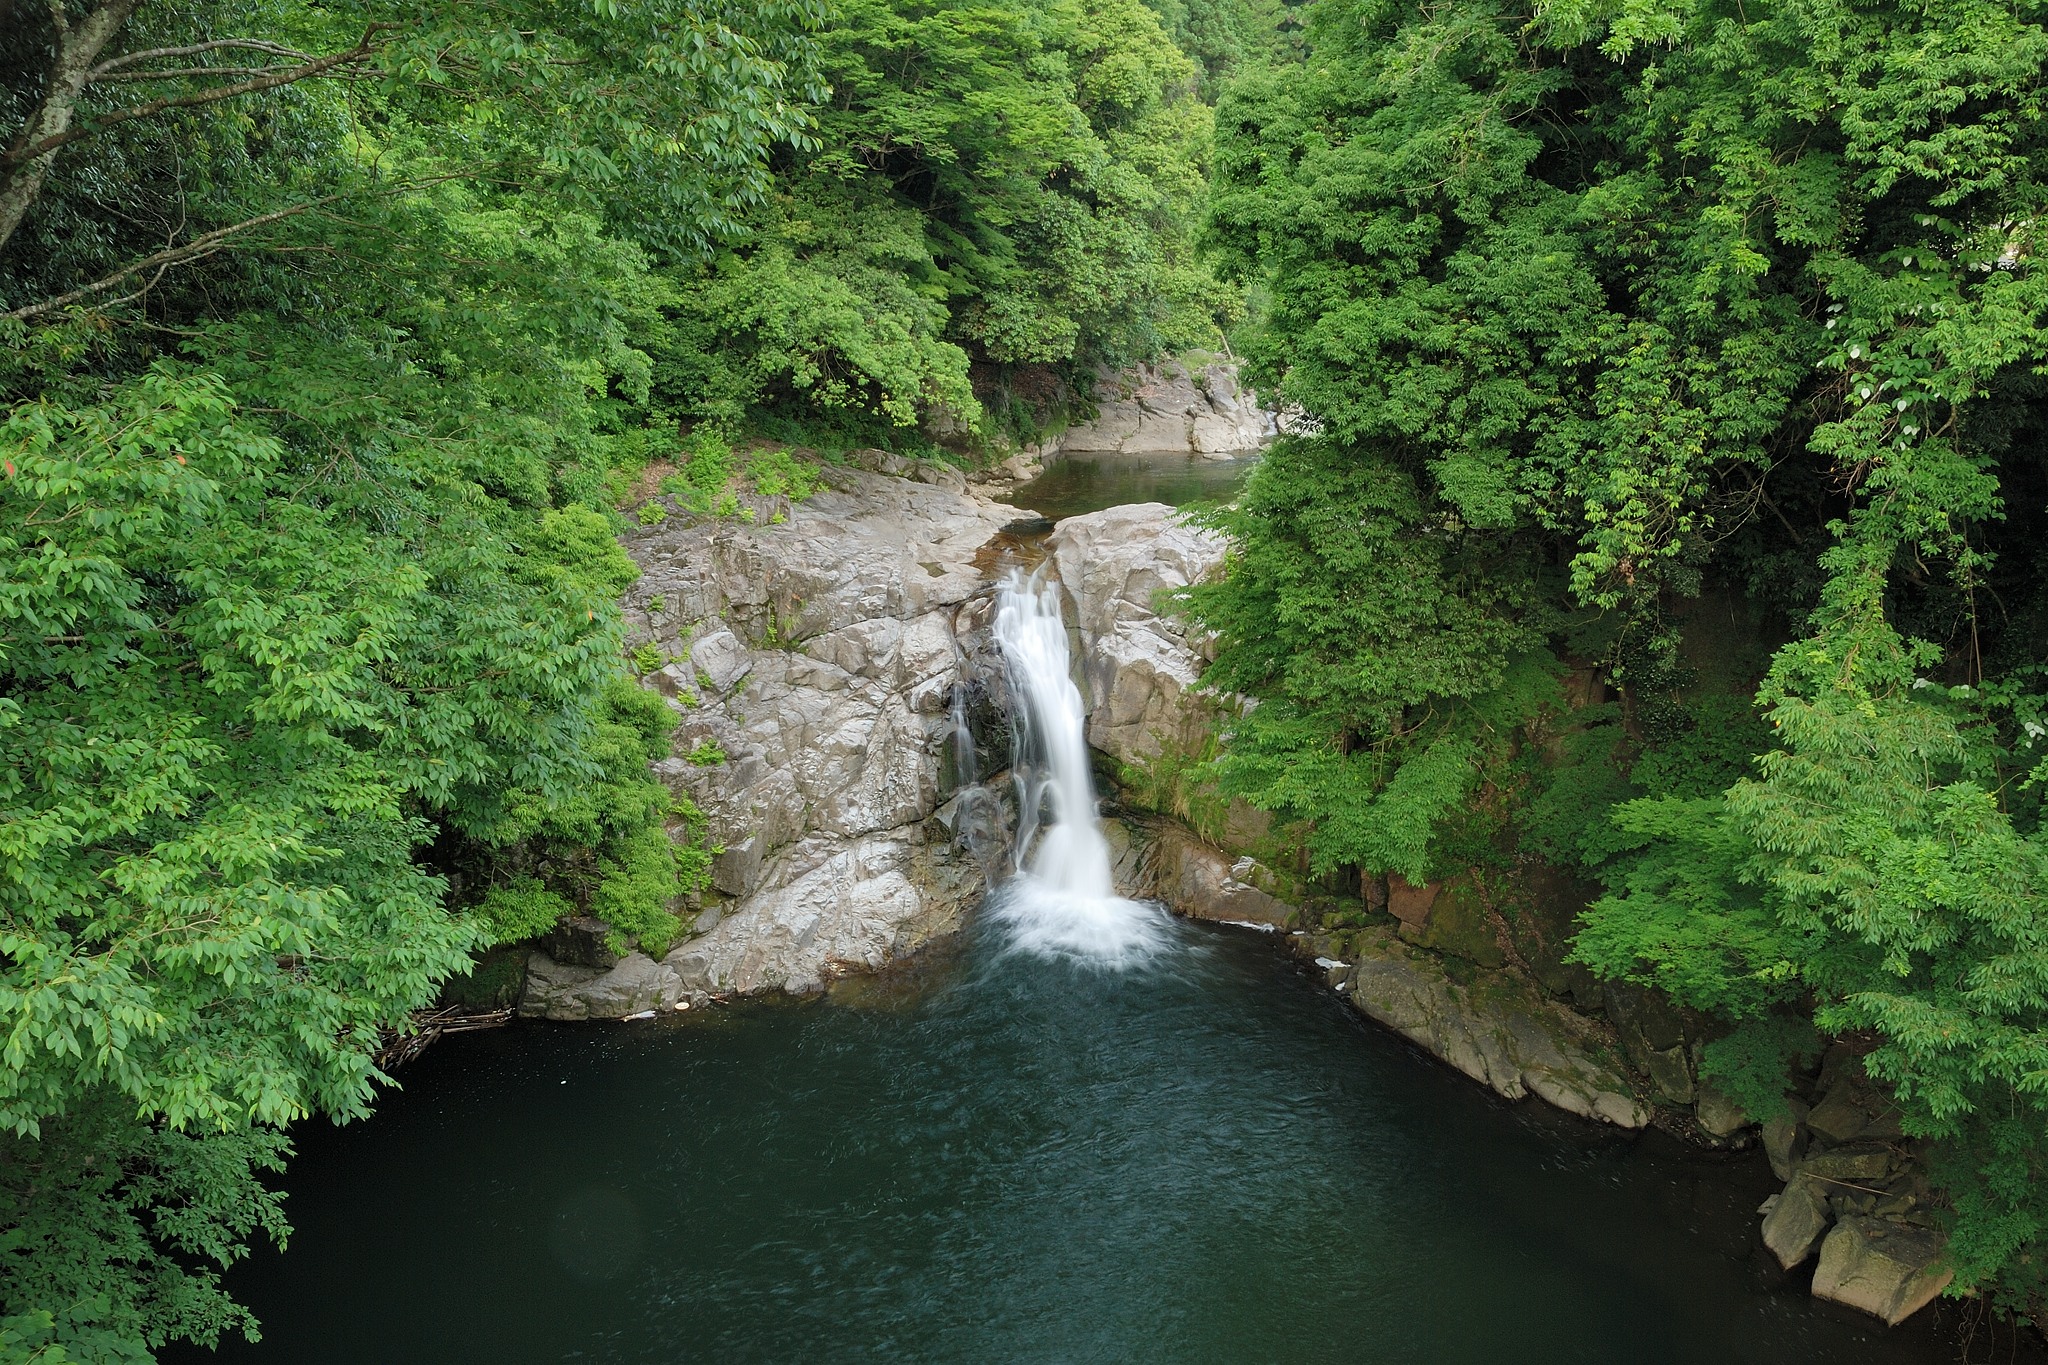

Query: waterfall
left=988, top=567, right=1171, bottom=967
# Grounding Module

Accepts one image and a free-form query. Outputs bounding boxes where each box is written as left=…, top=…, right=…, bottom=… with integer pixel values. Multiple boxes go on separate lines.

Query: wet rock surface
left=1336, top=932, right=1650, bottom=1130
left=1811, top=1216, right=1954, bottom=1326
left=519, top=950, right=682, bottom=1021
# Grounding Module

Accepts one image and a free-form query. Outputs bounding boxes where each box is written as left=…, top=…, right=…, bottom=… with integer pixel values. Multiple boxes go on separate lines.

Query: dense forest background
left=3, top=0, right=2047, bottom=1358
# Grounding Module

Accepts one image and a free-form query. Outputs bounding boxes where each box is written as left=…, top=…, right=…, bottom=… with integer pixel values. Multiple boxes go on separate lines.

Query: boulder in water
left=520, top=951, right=682, bottom=1021
left=1762, top=1174, right=1834, bottom=1269
left=1810, top=1217, right=1952, bottom=1325
left=1341, top=930, right=1648, bottom=1129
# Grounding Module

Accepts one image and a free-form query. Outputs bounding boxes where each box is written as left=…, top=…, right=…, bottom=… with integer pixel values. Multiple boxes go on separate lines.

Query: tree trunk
left=0, top=0, right=144, bottom=259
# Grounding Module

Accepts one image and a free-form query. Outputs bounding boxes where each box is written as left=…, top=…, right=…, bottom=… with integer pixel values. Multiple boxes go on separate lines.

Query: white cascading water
left=989, top=566, right=1171, bottom=967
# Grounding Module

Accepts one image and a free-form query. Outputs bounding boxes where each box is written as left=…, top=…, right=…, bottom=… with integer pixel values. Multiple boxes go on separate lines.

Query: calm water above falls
left=1001, top=450, right=1260, bottom=522
left=195, top=916, right=1984, bottom=1365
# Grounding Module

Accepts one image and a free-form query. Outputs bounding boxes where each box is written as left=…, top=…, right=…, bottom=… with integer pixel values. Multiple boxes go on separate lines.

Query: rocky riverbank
left=1042, top=497, right=1960, bottom=1330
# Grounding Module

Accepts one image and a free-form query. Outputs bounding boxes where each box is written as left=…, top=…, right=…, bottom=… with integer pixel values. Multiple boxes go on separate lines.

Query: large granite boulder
left=1340, top=935, right=1649, bottom=1129
left=1811, top=1217, right=1953, bottom=1325
left=1762, top=1174, right=1834, bottom=1269
left=1058, top=361, right=1275, bottom=457
left=1047, top=502, right=1228, bottom=769
left=618, top=460, right=1017, bottom=997
left=520, top=951, right=682, bottom=1021
left=664, top=831, right=979, bottom=995
left=1106, top=817, right=1296, bottom=929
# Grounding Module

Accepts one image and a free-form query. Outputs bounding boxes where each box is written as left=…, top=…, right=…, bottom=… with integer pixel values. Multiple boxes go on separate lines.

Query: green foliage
left=472, top=881, right=575, bottom=947
left=478, top=679, right=708, bottom=958
left=748, top=449, right=821, bottom=502
left=686, top=740, right=728, bottom=767
left=658, top=437, right=823, bottom=521
left=1199, top=0, right=2048, bottom=1308
left=640, top=0, right=1235, bottom=440
left=0, top=0, right=809, bottom=1345
left=0, top=1100, right=289, bottom=1357
left=660, top=429, right=739, bottom=514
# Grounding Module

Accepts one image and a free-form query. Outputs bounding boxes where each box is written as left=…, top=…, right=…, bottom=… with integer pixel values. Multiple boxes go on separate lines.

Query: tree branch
left=0, top=0, right=146, bottom=254
left=3, top=198, right=327, bottom=321
left=94, top=65, right=327, bottom=83
left=3, top=174, right=473, bottom=321
left=90, top=38, right=314, bottom=76
left=5, top=25, right=396, bottom=170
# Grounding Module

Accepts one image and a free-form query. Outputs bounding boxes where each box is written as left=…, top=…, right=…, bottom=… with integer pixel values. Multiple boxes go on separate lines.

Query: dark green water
left=1002, top=451, right=1260, bottom=521
left=190, top=913, right=1989, bottom=1365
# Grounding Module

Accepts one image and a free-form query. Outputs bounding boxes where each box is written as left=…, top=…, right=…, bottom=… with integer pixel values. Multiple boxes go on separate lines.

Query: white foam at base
left=991, top=567, right=1174, bottom=969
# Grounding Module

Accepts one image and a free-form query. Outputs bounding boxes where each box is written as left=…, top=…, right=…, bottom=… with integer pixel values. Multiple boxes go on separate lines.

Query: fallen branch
left=373, top=1004, right=514, bottom=1071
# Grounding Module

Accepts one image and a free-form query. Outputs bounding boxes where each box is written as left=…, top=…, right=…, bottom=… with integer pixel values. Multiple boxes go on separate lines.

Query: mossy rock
left=1496, top=860, right=1604, bottom=1005
left=1406, top=875, right=1506, bottom=969
left=440, top=944, right=529, bottom=1010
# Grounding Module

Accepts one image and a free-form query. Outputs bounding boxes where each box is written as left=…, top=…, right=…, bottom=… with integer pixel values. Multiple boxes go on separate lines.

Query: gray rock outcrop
left=1047, top=502, right=1228, bottom=769
left=1059, top=361, right=1275, bottom=458
left=1339, top=936, right=1650, bottom=1129
left=1811, top=1217, right=1953, bottom=1325
left=617, top=458, right=1016, bottom=997
left=1762, top=1175, right=1833, bottom=1269
left=1106, top=817, right=1294, bottom=929
left=520, top=951, right=682, bottom=1021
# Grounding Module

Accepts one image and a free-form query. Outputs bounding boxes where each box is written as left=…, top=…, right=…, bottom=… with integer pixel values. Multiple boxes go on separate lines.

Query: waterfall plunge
left=988, top=567, right=1171, bottom=967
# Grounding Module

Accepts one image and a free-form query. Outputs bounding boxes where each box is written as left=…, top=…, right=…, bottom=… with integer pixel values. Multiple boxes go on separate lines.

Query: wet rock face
left=1106, top=816, right=1294, bottom=929
left=1811, top=1217, right=1954, bottom=1326
left=1058, top=361, right=1275, bottom=458
left=604, top=461, right=1018, bottom=999
left=1046, top=502, right=1228, bottom=770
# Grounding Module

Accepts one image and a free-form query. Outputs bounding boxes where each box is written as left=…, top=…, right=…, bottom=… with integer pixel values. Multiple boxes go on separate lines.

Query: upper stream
left=1001, top=450, right=1261, bottom=521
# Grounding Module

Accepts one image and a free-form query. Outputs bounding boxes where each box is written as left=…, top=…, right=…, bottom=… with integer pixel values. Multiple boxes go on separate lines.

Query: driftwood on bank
left=373, top=1004, right=512, bottom=1070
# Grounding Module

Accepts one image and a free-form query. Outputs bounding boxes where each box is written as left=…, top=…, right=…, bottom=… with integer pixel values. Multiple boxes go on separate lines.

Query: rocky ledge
left=1058, top=361, right=1275, bottom=458
left=520, top=451, right=1016, bottom=1015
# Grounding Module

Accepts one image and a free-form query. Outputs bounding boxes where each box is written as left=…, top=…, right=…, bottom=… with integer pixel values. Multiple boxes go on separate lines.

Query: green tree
left=1198, top=0, right=2048, bottom=1307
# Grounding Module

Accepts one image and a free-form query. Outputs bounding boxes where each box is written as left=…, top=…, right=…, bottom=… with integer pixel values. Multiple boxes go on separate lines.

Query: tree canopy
left=1193, top=0, right=2048, bottom=1312
left=1, top=0, right=1229, bottom=1356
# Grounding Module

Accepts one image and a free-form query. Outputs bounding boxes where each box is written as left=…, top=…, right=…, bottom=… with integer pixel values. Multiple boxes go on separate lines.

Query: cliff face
left=1057, top=361, right=1275, bottom=458
left=519, top=453, right=1016, bottom=1016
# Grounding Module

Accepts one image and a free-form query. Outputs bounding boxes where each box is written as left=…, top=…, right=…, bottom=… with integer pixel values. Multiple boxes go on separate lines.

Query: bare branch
left=5, top=25, right=397, bottom=170
left=90, top=38, right=314, bottom=76
left=94, top=65, right=331, bottom=83
left=3, top=198, right=327, bottom=321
